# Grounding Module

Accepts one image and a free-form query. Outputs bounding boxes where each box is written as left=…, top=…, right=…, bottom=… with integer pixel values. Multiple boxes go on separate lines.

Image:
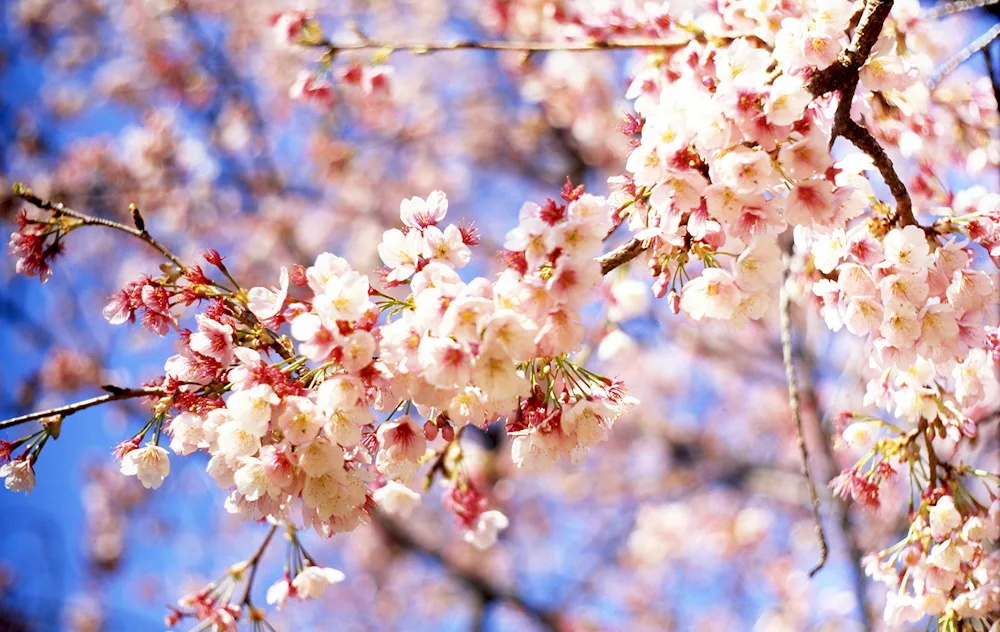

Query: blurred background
left=0, top=1, right=997, bottom=631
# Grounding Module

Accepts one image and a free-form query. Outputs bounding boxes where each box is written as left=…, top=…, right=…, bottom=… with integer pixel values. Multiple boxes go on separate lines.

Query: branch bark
left=374, top=512, right=561, bottom=631
left=779, top=255, right=829, bottom=577
left=0, top=387, right=165, bottom=431
left=597, top=237, right=645, bottom=275
left=838, top=119, right=917, bottom=228
left=319, top=37, right=692, bottom=56
left=806, top=0, right=896, bottom=98
left=14, top=185, right=187, bottom=271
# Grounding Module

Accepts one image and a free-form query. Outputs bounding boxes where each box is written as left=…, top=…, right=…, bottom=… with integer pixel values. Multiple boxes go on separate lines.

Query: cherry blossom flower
left=0, top=459, right=35, bottom=494
left=464, top=509, right=510, bottom=550
left=291, top=565, right=345, bottom=599
left=372, top=480, right=421, bottom=518
left=247, top=267, right=289, bottom=321
left=289, top=71, right=334, bottom=108
left=120, top=444, right=170, bottom=489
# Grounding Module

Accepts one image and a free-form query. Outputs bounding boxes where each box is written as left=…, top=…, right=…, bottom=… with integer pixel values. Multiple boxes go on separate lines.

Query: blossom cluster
left=375, top=188, right=634, bottom=471
left=272, top=10, right=393, bottom=110
left=865, top=494, right=1000, bottom=626
left=41, top=190, right=632, bottom=560
left=599, top=1, right=999, bottom=629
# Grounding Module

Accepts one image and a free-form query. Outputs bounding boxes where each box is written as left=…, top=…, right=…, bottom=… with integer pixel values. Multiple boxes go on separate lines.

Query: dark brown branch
left=374, top=512, right=561, bottom=631
left=807, top=0, right=920, bottom=229
left=806, top=0, right=896, bottom=97
left=838, top=119, right=917, bottom=227
left=828, top=75, right=860, bottom=149
left=779, top=255, right=829, bottom=577
left=238, top=523, right=280, bottom=606
left=0, top=387, right=165, bottom=431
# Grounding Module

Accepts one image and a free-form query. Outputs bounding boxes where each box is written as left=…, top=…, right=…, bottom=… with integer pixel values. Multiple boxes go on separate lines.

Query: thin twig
left=14, top=186, right=187, bottom=271
left=317, top=37, right=692, bottom=56
left=779, top=254, right=829, bottom=577
left=15, top=186, right=296, bottom=361
left=797, top=342, right=873, bottom=631
left=930, top=22, right=1000, bottom=88
left=925, top=0, right=1000, bottom=20
left=239, top=523, right=280, bottom=606
left=0, top=387, right=165, bottom=431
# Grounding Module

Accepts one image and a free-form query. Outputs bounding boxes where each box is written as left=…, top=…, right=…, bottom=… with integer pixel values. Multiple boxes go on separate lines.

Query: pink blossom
left=680, top=269, right=740, bottom=321
left=289, top=71, right=334, bottom=108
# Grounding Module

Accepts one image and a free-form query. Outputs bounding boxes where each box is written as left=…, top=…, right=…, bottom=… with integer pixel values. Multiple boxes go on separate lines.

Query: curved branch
left=930, top=22, right=1000, bottom=88
left=838, top=119, right=917, bottom=227
left=374, top=512, right=561, bottom=631
left=925, top=0, right=1000, bottom=19
left=13, top=185, right=187, bottom=271
left=13, top=185, right=297, bottom=361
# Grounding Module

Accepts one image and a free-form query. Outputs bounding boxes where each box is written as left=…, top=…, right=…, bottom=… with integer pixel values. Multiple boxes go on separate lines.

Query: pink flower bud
left=441, top=424, right=455, bottom=442
left=653, top=277, right=669, bottom=300
left=423, top=420, right=438, bottom=441
left=668, top=290, right=681, bottom=313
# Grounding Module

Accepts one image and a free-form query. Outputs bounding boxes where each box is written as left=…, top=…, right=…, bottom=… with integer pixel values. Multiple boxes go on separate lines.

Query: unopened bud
left=423, top=421, right=438, bottom=441
left=652, top=276, right=668, bottom=299
left=668, top=290, right=681, bottom=314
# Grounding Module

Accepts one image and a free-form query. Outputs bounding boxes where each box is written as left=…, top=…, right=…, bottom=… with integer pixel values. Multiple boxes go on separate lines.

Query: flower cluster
left=377, top=189, right=634, bottom=469
left=8, top=205, right=73, bottom=283
left=813, top=227, right=997, bottom=429
left=601, top=4, right=1000, bottom=630
left=613, top=4, right=897, bottom=326
left=77, top=190, right=632, bottom=557
left=865, top=493, right=1000, bottom=626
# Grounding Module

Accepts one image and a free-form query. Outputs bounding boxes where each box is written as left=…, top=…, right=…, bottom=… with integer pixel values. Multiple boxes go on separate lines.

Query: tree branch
left=318, top=37, right=692, bottom=56
left=13, top=185, right=297, bottom=362
left=13, top=185, right=187, bottom=271
left=374, top=512, right=561, bottom=631
left=779, top=255, right=829, bottom=577
left=838, top=119, right=917, bottom=227
left=797, top=339, right=873, bottom=630
left=925, top=0, right=1000, bottom=19
left=0, top=387, right=165, bottom=431
left=930, top=22, right=1000, bottom=88
left=806, top=0, right=896, bottom=97
left=807, top=0, right=923, bottom=229
left=598, top=237, right=645, bottom=275
left=238, top=523, right=280, bottom=607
